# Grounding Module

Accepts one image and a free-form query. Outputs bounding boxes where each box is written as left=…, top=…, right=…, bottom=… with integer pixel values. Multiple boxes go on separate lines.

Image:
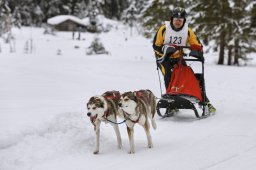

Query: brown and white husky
left=118, top=89, right=157, bottom=154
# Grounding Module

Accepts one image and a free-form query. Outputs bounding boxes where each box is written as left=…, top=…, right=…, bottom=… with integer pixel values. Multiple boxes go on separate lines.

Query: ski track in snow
left=200, top=144, right=256, bottom=170
left=0, top=112, right=96, bottom=170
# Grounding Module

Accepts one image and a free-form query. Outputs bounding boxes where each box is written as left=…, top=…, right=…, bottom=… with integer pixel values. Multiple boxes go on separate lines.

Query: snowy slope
left=1, top=25, right=256, bottom=170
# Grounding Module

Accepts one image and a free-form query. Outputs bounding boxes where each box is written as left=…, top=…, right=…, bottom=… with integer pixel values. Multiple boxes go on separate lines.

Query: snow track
left=0, top=112, right=93, bottom=170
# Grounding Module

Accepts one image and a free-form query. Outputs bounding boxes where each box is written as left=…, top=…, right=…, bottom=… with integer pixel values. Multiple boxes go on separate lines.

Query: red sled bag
left=166, top=64, right=203, bottom=102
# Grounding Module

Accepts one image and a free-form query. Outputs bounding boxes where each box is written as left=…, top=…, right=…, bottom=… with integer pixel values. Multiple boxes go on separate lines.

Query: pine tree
left=99, top=0, right=129, bottom=19
left=189, top=0, right=256, bottom=66
left=32, top=5, right=44, bottom=26
left=46, top=0, right=62, bottom=18
left=141, top=0, right=170, bottom=37
left=74, top=1, right=88, bottom=18
left=251, top=4, right=256, bottom=28
left=190, top=0, right=232, bottom=65
left=231, top=1, right=248, bottom=65
left=248, top=2, right=256, bottom=52
left=224, top=0, right=254, bottom=65
left=0, top=1, right=12, bottom=35
left=12, top=6, right=22, bottom=28
left=19, top=0, right=34, bottom=25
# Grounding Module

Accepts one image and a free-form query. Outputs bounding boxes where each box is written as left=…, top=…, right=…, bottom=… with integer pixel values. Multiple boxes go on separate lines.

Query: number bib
left=164, top=21, right=188, bottom=46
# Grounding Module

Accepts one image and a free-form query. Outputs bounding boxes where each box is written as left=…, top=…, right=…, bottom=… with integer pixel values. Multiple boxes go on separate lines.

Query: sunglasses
left=173, top=18, right=184, bottom=22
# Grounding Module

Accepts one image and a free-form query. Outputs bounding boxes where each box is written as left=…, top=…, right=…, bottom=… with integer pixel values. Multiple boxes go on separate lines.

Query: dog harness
left=103, top=91, right=121, bottom=102
left=123, top=111, right=141, bottom=124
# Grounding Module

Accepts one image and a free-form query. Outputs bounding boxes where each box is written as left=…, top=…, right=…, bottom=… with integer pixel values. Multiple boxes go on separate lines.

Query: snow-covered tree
left=190, top=0, right=232, bottom=65
left=74, top=1, right=88, bottom=18
left=86, top=36, right=109, bottom=55
left=248, top=2, right=256, bottom=52
left=32, top=5, right=44, bottom=26
left=12, top=7, right=22, bottom=28
left=46, top=0, right=62, bottom=18
left=190, top=0, right=255, bottom=66
left=0, top=1, right=12, bottom=36
left=251, top=3, right=256, bottom=28
left=99, top=0, right=129, bottom=19
left=122, top=0, right=150, bottom=28
left=229, top=0, right=250, bottom=65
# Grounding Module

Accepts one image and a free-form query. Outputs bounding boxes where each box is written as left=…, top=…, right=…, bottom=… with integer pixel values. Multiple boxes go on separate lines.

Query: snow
left=1, top=23, right=256, bottom=170
left=47, top=15, right=87, bottom=27
left=246, top=1, right=256, bottom=11
left=47, top=14, right=119, bottom=29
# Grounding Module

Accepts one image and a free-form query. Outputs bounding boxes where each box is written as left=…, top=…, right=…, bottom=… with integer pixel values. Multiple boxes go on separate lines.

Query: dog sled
left=155, top=46, right=209, bottom=119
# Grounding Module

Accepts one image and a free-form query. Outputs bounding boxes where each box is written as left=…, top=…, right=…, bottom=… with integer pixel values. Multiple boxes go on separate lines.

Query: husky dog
left=118, top=90, right=157, bottom=154
left=86, top=91, right=123, bottom=154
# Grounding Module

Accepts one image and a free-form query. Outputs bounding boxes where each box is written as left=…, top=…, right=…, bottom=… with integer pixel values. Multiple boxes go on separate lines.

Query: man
left=152, top=7, right=216, bottom=113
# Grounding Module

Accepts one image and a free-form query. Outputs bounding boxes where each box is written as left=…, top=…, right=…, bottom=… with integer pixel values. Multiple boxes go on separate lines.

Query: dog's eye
left=124, top=99, right=129, bottom=101
left=92, top=107, right=96, bottom=110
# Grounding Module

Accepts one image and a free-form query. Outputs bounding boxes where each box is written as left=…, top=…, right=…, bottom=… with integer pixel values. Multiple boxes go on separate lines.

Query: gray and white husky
left=118, top=89, right=157, bottom=154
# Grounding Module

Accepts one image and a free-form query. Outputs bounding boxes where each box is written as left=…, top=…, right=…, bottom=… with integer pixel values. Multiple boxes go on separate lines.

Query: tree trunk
left=234, top=39, right=239, bottom=65
left=218, top=31, right=226, bottom=65
left=227, top=46, right=232, bottom=65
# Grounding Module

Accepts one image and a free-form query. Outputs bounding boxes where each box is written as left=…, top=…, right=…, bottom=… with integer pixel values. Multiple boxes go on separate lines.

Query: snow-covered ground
left=1, top=24, right=256, bottom=170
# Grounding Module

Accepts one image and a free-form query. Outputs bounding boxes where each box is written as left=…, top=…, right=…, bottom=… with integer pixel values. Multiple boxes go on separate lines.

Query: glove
left=162, top=45, right=177, bottom=56
left=189, top=50, right=204, bottom=62
left=190, top=44, right=203, bottom=51
left=157, top=45, right=177, bottom=63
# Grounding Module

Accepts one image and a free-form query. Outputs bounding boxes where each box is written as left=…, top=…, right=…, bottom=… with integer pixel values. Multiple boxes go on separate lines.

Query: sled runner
left=156, top=46, right=208, bottom=119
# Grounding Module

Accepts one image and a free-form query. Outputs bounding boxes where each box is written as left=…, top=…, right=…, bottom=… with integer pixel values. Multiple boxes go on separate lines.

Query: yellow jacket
left=153, top=24, right=202, bottom=59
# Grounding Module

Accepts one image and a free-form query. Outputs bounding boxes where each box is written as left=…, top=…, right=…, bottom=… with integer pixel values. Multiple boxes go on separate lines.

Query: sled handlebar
left=157, top=46, right=204, bottom=63
left=175, top=46, right=191, bottom=50
left=157, top=46, right=190, bottom=63
left=183, top=52, right=204, bottom=63
left=176, top=46, right=204, bottom=61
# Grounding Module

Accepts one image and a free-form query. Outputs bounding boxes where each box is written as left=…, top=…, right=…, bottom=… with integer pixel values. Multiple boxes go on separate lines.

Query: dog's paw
left=148, top=143, right=153, bottom=148
left=93, top=150, right=99, bottom=154
left=128, top=150, right=135, bottom=154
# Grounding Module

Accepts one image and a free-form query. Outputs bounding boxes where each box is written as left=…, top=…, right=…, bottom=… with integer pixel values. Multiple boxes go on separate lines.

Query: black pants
left=158, top=59, right=210, bottom=103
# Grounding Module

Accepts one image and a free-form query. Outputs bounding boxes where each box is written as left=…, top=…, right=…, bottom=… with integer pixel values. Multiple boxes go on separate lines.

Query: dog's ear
left=87, top=97, right=94, bottom=107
